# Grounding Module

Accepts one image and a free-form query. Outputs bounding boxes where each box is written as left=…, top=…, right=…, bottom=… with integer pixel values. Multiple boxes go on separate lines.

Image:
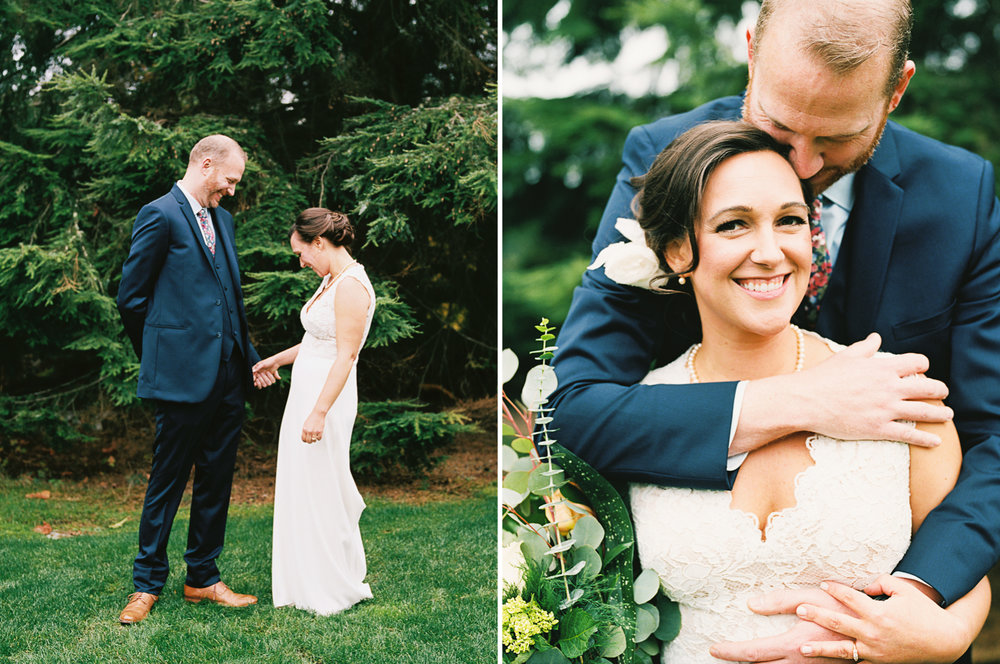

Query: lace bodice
left=630, top=332, right=911, bottom=663
left=298, top=263, right=376, bottom=361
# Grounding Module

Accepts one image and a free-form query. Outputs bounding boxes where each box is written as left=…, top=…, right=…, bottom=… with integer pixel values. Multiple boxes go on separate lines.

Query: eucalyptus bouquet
left=501, top=320, right=680, bottom=664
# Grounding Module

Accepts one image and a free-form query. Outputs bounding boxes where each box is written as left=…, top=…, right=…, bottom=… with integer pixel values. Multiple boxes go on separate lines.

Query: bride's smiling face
left=290, top=231, right=329, bottom=276
left=667, top=150, right=812, bottom=340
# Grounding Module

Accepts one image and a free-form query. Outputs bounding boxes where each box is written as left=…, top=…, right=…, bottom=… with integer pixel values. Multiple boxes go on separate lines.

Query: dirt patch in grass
left=230, top=396, right=497, bottom=505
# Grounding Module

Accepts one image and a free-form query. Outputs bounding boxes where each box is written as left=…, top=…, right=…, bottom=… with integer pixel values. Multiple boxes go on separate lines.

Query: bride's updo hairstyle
left=630, top=120, right=810, bottom=292
left=291, top=207, right=356, bottom=254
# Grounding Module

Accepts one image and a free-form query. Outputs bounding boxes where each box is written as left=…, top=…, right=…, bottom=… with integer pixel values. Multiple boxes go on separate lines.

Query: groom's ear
left=664, top=238, right=692, bottom=275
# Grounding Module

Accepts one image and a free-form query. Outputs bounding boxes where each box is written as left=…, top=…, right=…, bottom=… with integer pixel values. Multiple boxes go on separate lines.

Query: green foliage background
left=0, top=0, right=497, bottom=476
left=502, top=0, right=1000, bottom=386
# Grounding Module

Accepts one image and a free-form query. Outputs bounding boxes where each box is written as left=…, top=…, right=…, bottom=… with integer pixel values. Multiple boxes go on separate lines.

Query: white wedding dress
left=272, top=263, right=376, bottom=615
left=630, top=332, right=911, bottom=663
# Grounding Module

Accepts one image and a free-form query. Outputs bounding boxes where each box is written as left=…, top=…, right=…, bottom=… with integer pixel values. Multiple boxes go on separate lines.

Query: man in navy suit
left=117, top=134, right=261, bottom=624
left=551, top=0, right=999, bottom=660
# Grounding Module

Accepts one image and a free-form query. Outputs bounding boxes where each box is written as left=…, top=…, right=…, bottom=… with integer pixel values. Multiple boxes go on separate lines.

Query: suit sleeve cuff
left=892, top=571, right=946, bottom=606
left=726, top=381, right=748, bottom=472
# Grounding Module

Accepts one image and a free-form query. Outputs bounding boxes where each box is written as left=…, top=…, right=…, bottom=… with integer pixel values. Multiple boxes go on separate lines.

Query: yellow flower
left=501, top=595, right=558, bottom=654
left=544, top=489, right=595, bottom=535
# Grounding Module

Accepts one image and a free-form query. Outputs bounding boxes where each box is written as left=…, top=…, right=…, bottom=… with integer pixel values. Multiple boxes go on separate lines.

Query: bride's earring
left=677, top=274, right=688, bottom=285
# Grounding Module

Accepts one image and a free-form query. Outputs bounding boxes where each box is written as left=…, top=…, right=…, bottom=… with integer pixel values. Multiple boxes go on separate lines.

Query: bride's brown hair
left=631, top=120, right=811, bottom=292
left=291, top=207, right=355, bottom=254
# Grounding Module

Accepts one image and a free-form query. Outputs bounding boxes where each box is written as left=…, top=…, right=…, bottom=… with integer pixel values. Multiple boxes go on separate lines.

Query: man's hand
left=251, top=358, right=280, bottom=389
left=736, top=333, right=952, bottom=456
left=794, top=576, right=973, bottom=663
left=710, top=588, right=854, bottom=663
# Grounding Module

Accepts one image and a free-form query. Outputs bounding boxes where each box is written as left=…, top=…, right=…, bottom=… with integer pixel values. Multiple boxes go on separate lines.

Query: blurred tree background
left=502, top=0, right=1000, bottom=391
left=0, top=0, right=497, bottom=478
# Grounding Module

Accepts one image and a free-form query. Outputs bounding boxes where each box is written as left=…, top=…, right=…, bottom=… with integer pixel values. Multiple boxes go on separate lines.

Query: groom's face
left=199, top=155, right=246, bottom=208
left=742, top=26, right=911, bottom=195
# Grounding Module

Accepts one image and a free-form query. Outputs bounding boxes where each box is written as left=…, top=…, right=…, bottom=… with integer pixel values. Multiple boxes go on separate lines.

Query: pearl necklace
left=685, top=325, right=805, bottom=383
left=306, top=260, right=357, bottom=313
left=328, top=259, right=357, bottom=284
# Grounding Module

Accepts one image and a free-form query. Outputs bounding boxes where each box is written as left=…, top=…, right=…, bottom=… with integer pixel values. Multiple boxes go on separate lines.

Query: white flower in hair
left=587, top=217, right=667, bottom=289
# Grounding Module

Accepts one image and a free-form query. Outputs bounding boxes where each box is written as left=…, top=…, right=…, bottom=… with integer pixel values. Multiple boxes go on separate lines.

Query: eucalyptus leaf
left=637, top=637, right=659, bottom=656
left=633, top=568, right=661, bottom=605
left=557, top=608, right=599, bottom=659
left=521, top=534, right=549, bottom=565
left=571, top=515, right=605, bottom=549
left=511, top=436, right=534, bottom=453
left=502, top=444, right=519, bottom=472
left=558, top=588, right=585, bottom=611
left=545, top=538, right=576, bottom=555
left=522, top=364, right=558, bottom=409
left=654, top=597, right=682, bottom=642
left=509, top=456, right=536, bottom=473
left=503, top=470, right=530, bottom=494
left=528, top=464, right=566, bottom=495
left=597, top=625, right=627, bottom=658
left=546, top=559, right=587, bottom=579
left=501, top=487, right=527, bottom=509
left=570, top=545, right=602, bottom=583
left=502, top=348, right=519, bottom=384
left=502, top=422, right=517, bottom=438
left=634, top=649, right=653, bottom=664
left=634, top=603, right=660, bottom=643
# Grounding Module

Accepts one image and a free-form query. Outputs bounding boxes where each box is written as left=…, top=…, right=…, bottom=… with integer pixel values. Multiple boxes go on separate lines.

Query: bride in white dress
left=598, top=122, right=990, bottom=663
left=252, top=207, right=375, bottom=615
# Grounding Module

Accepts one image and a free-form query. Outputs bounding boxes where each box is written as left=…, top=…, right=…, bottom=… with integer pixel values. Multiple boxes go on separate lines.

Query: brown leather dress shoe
left=119, top=592, right=158, bottom=625
left=183, top=581, right=257, bottom=607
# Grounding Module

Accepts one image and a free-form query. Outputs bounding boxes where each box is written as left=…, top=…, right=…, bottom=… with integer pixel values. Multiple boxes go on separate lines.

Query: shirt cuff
left=891, top=571, right=945, bottom=605
left=726, top=381, right=748, bottom=472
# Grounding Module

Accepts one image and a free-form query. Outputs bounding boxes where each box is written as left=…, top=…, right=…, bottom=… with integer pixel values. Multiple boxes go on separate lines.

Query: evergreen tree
left=0, top=0, right=497, bottom=475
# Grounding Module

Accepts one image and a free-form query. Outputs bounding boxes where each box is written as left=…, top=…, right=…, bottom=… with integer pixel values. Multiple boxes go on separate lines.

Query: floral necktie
left=196, top=208, right=216, bottom=255
left=799, top=197, right=831, bottom=329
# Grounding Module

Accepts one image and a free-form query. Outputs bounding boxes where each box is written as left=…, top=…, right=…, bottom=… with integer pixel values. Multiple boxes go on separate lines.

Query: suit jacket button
left=216, top=299, right=221, bottom=306
left=216, top=332, right=222, bottom=338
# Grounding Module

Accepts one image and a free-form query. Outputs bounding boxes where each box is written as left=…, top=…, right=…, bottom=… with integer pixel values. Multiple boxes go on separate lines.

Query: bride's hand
left=710, top=588, right=855, bottom=663
left=301, top=411, right=325, bottom=444
left=252, top=358, right=280, bottom=389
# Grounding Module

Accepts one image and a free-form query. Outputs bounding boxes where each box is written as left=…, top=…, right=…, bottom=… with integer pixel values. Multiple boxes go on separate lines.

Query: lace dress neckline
left=304, top=263, right=360, bottom=315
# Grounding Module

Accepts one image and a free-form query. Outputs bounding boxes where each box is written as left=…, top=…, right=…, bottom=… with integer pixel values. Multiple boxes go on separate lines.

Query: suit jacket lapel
left=817, top=124, right=904, bottom=342
left=212, top=211, right=243, bottom=296
left=170, top=184, right=218, bottom=268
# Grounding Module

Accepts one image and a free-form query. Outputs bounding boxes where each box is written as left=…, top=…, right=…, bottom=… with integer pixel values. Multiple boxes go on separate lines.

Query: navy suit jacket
left=550, top=96, right=1000, bottom=604
left=117, top=184, right=260, bottom=403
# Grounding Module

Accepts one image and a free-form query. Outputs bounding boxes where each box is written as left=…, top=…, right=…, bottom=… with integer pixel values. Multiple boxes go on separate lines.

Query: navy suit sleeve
left=117, top=204, right=169, bottom=359
left=895, top=161, right=1000, bottom=604
left=549, top=123, right=738, bottom=488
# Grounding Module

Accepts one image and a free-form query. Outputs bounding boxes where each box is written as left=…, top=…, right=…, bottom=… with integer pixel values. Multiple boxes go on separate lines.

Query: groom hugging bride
left=550, top=1, right=1000, bottom=662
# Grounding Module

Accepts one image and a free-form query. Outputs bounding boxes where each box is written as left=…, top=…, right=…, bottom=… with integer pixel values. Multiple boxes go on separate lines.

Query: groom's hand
left=740, top=333, right=952, bottom=455
left=805, top=333, right=952, bottom=446
left=710, top=588, right=852, bottom=663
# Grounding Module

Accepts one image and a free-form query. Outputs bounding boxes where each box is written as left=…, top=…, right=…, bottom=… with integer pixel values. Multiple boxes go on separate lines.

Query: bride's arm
left=298, top=279, right=370, bottom=443
left=251, top=344, right=301, bottom=388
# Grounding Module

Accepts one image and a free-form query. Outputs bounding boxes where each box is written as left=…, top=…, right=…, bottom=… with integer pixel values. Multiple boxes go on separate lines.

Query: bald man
left=117, top=135, right=260, bottom=624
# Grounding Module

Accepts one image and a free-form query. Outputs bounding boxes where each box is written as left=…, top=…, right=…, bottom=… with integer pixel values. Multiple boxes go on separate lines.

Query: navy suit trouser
left=132, top=350, right=245, bottom=594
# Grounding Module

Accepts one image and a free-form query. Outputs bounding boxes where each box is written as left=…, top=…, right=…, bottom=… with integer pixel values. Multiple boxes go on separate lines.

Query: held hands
left=711, top=576, right=972, bottom=664
left=301, top=410, right=325, bottom=444
left=804, top=333, right=951, bottom=447
left=251, top=357, right=280, bottom=389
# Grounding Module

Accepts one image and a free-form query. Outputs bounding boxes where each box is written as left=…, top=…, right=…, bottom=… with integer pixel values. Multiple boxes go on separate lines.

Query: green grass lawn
left=0, top=478, right=497, bottom=664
